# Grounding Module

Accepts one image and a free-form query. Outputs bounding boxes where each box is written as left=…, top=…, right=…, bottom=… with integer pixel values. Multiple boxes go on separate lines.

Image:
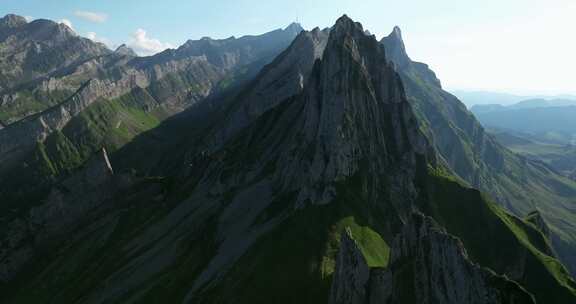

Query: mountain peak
left=0, top=14, right=27, bottom=28
left=115, top=44, right=137, bottom=56
left=391, top=25, right=403, bottom=39
left=384, top=26, right=406, bottom=50
left=286, top=14, right=431, bottom=191
left=25, top=18, right=76, bottom=38
left=327, top=15, right=371, bottom=48
left=284, top=22, right=304, bottom=35
left=381, top=25, right=410, bottom=68
left=333, top=14, right=363, bottom=34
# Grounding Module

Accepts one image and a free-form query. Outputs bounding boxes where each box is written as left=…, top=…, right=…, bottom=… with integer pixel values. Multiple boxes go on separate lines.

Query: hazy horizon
left=2, top=0, right=575, bottom=95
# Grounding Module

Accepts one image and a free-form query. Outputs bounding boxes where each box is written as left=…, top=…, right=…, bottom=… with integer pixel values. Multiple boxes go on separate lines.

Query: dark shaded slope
left=473, top=106, right=576, bottom=138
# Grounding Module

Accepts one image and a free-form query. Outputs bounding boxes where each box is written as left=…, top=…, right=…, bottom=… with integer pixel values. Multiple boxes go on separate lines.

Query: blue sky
left=2, top=0, right=576, bottom=95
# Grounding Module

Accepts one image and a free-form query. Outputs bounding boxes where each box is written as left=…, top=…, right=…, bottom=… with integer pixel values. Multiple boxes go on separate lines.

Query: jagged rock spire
left=381, top=25, right=410, bottom=68
left=329, top=228, right=370, bottom=304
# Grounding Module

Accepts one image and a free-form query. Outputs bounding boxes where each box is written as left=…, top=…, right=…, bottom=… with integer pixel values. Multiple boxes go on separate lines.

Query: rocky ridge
left=329, top=213, right=536, bottom=304
left=381, top=25, right=576, bottom=277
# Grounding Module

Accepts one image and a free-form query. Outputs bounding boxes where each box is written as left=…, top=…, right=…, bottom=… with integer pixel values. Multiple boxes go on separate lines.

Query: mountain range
left=471, top=101, right=576, bottom=145
left=470, top=99, right=576, bottom=186
left=0, top=13, right=575, bottom=303
left=453, top=90, right=576, bottom=107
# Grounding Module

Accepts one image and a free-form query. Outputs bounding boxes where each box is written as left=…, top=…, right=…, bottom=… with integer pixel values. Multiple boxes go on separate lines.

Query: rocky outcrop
left=525, top=210, right=551, bottom=238
left=381, top=26, right=410, bottom=69
left=375, top=213, right=536, bottom=303
left=330, top=213, right=536, bottom=304
left=0, top=148, right=122, bottom=282
left=329, top=228, right=370, bottom=304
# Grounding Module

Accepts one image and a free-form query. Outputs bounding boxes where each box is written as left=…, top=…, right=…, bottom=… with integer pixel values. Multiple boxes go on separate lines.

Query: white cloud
left=24, top=16, right=34, bottom=22
left=59, top=19, right=73, bottom=30
left=85, top=32, right=111, bottom=47
left=74, top=11, right=108, bottom=23
left=127, top=28, right=174, bottom=56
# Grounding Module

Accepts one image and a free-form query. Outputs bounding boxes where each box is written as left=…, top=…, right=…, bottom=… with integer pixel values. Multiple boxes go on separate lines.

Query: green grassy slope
left=395, top=55, right=576, bottom=278
left=422, top=168, right=576, bottom=303
left=196, top=182, right=391, bottom=304
left=0, top=87, right=165, bottom=210
left=6, top=164, right=575, bottom=303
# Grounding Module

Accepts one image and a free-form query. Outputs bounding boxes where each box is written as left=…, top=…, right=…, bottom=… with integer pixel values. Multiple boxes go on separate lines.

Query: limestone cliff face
left=330, top=213, right=536, bottom=304
left=212, top=27, right=330, bottom=146
left=193, top=15, right=433, bottom=217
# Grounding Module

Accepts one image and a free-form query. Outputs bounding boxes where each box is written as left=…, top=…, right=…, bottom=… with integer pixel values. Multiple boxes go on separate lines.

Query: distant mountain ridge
left=0, top=14, right=303, bottom=205
left=453, top=90, right=576, bottom=107
left=472, top=98, right=576, bottom=114
left=471, top=101, right=576, bottom=146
